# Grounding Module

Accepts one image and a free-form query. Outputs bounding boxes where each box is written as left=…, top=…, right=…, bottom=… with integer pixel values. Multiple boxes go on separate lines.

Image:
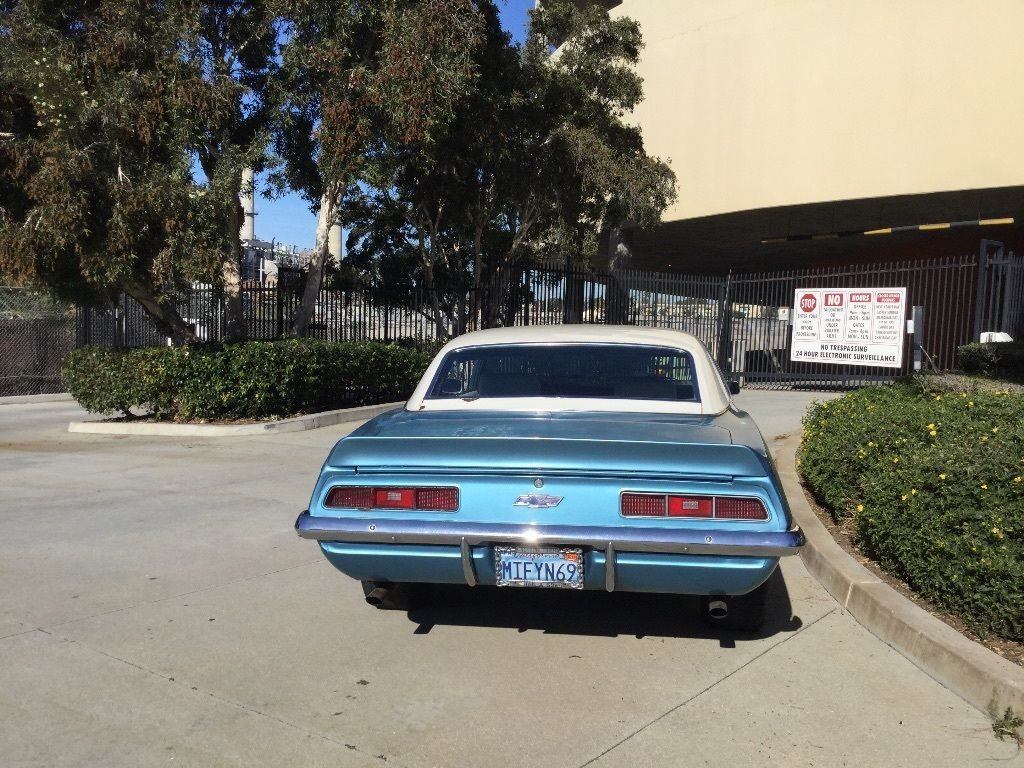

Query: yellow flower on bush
left=929, top=429, right=937, bottom=437
left=911, top=488, right=917, bottom=495
left=893, top=457, right=900, bottom=463
left=981, top=483, right=988, bottom=490
left=856, top=503, right=864, bottom=512
left=1015, top=476, right=1022, bottom=484
left=939, top=473, right=947, bottom=480
left=992, top=427, right=999, bottom=434
left=968, top=401, right=974, bottom=408
left=927, top=423, right=936, bottom=430
left=901, top=494, right=908, bottom=501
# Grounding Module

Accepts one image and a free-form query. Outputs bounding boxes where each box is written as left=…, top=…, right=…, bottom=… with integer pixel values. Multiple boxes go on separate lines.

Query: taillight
left=621, top=493, right=768, bottom=521
left=324, top=487, right=374, bottom=509
left=374, top=488, right=415, bottom=509
left=668, top=495, right=713, bottom=518
left=414, top=487, right=459, bottom=511
left=714, top=496, right=769, bottom=520
left=325, top=486, right=458, bottom=511
left=621, top=493, right=666, bottom=517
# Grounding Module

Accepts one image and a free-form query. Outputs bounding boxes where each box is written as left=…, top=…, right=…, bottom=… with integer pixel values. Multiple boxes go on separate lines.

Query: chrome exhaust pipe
left=707, top=599, right=729, bottom=620
left=365, top=586, right=390, bottom=607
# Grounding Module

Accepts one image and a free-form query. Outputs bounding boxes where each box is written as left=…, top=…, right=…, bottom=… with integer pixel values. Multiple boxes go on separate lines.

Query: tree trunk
left=423, top=261, right=446, bottom=340
left=605, top=225, right=633, bottom=324
left=222, top=196, right=246, bottom=342
left=470, top=222, right=484, bottom=331
left=124, top=280, right=197, bottom=345
left=289, top=187, right=337, bottom=338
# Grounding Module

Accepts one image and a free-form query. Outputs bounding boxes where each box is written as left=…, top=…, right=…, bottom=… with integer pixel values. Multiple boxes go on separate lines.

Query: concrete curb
left=774, top=433, right=1024, bottom=723
left=68, top=401, right=404, bottom=437
left=0, top=392, right=75, bottom=405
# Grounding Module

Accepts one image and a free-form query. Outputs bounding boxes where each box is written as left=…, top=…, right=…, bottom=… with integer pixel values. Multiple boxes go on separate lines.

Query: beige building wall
left=612, top=0, right=1024, bottom=223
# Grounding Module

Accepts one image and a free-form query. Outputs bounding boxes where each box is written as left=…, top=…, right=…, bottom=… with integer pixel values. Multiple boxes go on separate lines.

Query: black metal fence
left=4, top=243, right=1022, bottom=395
left=503, top=249, right=1024, bottom=388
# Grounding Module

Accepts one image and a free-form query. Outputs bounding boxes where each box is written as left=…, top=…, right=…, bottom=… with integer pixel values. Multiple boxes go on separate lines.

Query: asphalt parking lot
left=1, top=392, right=1018, bottom=767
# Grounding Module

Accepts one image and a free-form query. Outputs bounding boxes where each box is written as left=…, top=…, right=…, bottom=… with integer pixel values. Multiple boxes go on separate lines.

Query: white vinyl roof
left=406, top=326, right=733, bottom=415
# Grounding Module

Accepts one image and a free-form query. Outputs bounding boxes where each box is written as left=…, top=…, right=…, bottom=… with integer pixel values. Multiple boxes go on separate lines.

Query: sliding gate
left=511, top=244, right=1023, bottom=389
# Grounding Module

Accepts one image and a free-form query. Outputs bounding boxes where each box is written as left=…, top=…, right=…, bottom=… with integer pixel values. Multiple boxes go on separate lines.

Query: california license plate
left=494, top=546, right=584, bottom=589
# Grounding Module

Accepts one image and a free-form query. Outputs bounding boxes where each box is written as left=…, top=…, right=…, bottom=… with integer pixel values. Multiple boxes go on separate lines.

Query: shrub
left=958, top=341, right=1024, bottom=381
left=63, top=340, right=430, bottom=421
left=799, top=382, right=1024, bottom=641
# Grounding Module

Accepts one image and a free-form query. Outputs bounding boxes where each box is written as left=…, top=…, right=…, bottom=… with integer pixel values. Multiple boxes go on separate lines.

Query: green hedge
left=63, top=340, right=431, bottom=421
left=958, top=341, right=1024, bottom=381
left=799, top=383, right=1024, bottom=641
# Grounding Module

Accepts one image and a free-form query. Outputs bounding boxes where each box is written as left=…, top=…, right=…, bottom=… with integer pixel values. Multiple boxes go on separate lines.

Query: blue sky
left=255, top=0, right=535, bottom=249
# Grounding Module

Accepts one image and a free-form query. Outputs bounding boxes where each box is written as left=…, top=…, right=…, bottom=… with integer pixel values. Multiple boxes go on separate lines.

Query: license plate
left=494, top=546, right=584, bottom=589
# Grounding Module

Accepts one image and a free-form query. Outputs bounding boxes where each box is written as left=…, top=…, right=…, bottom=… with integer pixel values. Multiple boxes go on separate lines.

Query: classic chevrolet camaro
left=295, top=326, right=803, bottom=630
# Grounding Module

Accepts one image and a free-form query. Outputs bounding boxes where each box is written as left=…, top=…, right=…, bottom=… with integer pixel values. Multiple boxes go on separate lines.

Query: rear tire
left=701, top=578, right=770, bottom=632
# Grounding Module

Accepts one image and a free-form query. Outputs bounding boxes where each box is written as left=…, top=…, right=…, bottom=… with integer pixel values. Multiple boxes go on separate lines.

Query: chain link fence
left=0, top=286, right=79, bottom=396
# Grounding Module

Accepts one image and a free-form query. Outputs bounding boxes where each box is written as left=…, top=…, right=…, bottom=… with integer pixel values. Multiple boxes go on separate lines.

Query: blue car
left=296, top=326, right=803, bottom=630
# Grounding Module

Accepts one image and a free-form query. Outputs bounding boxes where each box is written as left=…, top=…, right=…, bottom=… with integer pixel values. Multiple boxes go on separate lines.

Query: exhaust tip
left=707, top=599, right=729, bottom=620
left=365, top=587, right=389, bottom=607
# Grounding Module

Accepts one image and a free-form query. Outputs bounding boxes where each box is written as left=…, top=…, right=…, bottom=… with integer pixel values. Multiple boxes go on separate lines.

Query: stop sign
left=800, top=293, right=817, bottom=312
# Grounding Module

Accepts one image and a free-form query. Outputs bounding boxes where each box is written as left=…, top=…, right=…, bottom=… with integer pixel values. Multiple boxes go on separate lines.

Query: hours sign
left=790, top=287, right=907, bottom=368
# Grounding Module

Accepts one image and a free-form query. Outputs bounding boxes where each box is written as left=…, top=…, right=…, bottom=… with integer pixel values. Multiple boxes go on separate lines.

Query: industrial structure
left=237, top=168, right=341, bottom=285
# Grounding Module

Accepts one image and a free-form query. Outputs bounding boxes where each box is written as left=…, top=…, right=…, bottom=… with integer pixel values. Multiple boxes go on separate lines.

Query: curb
left=774, top=433, right=1024, bottom=723
left=68, top=401, right=404, bottom=437
left=0, top=392, right=75, bottom=405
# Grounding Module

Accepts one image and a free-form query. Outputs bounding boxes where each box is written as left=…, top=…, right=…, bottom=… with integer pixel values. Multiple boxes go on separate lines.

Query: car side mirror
left=440, top=378, right=463, bottom=396
left=728, top=380, right=741, bottom=395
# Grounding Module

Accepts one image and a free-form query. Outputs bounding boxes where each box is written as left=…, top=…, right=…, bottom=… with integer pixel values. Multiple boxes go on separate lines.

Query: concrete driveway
left=0, top=393, right=1017, bottom=767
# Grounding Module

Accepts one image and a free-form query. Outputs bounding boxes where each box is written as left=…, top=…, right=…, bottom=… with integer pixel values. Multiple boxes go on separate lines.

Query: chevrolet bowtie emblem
left=513, top=493, right=563, bottom=509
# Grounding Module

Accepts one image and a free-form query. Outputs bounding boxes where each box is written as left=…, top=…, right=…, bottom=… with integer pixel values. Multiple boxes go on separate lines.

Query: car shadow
left=404, top=568, right=802, bottom=644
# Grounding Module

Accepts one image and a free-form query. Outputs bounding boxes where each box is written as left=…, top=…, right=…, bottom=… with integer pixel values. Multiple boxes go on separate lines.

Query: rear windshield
left=427, top=344, right=700, bottom=402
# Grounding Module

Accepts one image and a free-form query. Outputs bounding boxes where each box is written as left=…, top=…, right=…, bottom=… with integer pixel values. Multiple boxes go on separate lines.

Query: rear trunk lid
left=327, top=410, right=769, bottom=479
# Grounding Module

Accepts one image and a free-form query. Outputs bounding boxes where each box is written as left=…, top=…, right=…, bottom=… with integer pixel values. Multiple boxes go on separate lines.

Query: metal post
left=912, top=305, right=924, bottom=372
left=715, top=272, right=733, bottom=374
left=275, top=286, right=284, bottom=338
left=973, top=239, right=1001, bottom=341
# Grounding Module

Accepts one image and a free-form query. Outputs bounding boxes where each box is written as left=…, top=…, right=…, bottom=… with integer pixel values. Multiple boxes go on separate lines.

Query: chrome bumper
left=294, top=511, right=804, bottom=559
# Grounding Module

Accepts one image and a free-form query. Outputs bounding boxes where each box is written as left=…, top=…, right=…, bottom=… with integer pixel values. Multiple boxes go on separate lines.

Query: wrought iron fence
left=4, top=244, right=1021, bottom=396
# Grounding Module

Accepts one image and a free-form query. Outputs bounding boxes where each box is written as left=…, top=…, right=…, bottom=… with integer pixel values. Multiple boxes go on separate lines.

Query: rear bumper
left=294, top=511, right=803, bottom=558
left=296, top=512, right=801, bottom=595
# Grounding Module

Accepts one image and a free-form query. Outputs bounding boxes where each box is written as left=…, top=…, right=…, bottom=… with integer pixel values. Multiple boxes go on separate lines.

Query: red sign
left=824, top=292, right=844, bottom=307
left=799, top=293, right=817, bottom=312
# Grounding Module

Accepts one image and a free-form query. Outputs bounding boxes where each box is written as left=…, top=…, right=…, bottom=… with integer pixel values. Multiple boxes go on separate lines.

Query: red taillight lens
left=415, top=487, right=459, bottom=511
left=374, top=488, right=416, bottom=509
left=621, top=493, right=666, bottom=517
left=621, top=493, right=768, bottom=520
left=325, top=486, right=374, bottom=509
left=714, top=496, right=769, bottom=520
left=324, top=486, right=458, bottom=511
left=667, top=495, right=714, bottom=518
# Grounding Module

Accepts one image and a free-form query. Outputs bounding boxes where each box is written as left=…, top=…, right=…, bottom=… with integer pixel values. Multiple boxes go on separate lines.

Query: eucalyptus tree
left=178, top=0, right=279, bottom=341
left=0, top=0, right=222, bottom=343
left=272, top=0, right=482, bottom=338
left=347, top=0, right=675, bottom=335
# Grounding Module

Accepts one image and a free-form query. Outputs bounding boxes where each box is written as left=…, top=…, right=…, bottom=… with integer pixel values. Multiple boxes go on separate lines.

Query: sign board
left=791, top=287, right=907, bottom=368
